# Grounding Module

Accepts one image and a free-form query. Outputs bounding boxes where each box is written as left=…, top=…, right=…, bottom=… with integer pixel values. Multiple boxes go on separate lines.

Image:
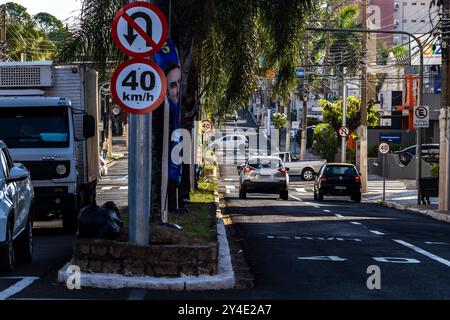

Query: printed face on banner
left=167, top=65, right=181, bottom=105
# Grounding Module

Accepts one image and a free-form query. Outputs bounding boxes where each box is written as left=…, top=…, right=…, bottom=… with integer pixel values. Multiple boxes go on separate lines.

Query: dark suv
left=394, top=144, right=439, bottom=166
left=314, top=163, right=362, bottom=202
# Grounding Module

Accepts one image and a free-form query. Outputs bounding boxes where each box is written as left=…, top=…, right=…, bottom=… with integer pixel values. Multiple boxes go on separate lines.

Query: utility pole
left=341, top=68, right=347, bottom=163
left=440, top=0, right=450, bottom=211
left=300, top=31, right=309, bottom=160
left=359, top=0, right=368, bottom=193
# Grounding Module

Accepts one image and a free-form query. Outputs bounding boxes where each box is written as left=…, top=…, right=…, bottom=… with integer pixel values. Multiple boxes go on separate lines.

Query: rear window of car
left=324, top=166, right=357, bottom=176
left=248, top=158, right=282, bottom=169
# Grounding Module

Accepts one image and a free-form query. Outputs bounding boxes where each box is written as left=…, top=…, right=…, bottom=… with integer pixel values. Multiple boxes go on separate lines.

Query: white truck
left=272, top=151, right=326, bottom=181
left=0, top=61, right=99, bottom=232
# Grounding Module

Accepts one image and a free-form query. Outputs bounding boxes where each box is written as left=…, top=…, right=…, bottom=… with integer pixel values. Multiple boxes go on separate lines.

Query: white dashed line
left=0, top=277, right=39, bottom=300
left=370, top=230, right=385, bottom=235
left=225, top=185, right=236, bottom=189
left=350, top=222, right=362, bottom=225
left=295, top=188, right=307, bottom=193
left=425, top=241, right=449, bottom=245
left=394, top=239, right=450, bottom=268
left=334, top=213, right=343, bottom=217
left=119, top=186, right=128, bottom=190
left=101, top=186, right=113, bottom=190
left=323, top=209, right=331, bottom=213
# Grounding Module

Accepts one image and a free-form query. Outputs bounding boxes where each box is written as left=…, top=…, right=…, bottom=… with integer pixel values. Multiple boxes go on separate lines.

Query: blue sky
left=0, top=0, right=83, bottom=22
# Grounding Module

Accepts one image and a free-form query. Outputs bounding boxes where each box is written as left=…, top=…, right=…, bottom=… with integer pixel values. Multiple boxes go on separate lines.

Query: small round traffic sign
left=378, top=142, right=391, bottom=155
left=339, top=126, right=350, bottom=138
left=112, top=2, right=168, bottom=58
left=415, top=106, right=428, bottom=119
left=201, top=120, right=212, bottom=133
left=111, top=58, right=167, bottom=115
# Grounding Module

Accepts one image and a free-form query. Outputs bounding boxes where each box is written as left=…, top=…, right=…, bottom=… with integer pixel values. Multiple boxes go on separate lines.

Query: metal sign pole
left=341, top=68, right=347, bottom=163
left=383, top=154, right=386, bottom=203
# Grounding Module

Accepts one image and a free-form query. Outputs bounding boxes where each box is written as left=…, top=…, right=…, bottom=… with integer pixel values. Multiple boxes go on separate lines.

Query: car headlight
left=56, top=164, right=67, bottom=176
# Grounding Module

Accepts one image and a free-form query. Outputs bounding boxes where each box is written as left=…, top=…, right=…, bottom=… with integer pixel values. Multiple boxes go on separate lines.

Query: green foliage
left=318, top=96, right=380, bottom=133
left=376, top=40, right=390, bottom=65
left=346, top=147, right=356, bottom=164
left=4, top=3, right=68, bottom=61
left=314, top=123, right=337, bottom=162
left=368, top=144, right=378, bottom=158
left=272, top=112, right=287, bottom=129
left=431, top=164, right=439, bottom=178
left=393, top=44, right=409, bottom=58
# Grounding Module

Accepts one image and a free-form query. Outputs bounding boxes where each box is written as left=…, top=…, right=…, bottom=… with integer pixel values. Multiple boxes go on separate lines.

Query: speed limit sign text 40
left=378, top=142, right=390, bottom=155
left=111, top=59, right=167, bottom=115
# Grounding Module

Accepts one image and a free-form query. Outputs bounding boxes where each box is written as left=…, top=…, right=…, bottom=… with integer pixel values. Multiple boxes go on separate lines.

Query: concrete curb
left=57, top=220, right=235, bottom=290
left=374, top=199, right=450, bottom=224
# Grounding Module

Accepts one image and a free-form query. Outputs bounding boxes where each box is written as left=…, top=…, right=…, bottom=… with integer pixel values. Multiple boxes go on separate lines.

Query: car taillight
left=355, top=176, right=361, bottom=183
left=278, top=167, right=287, bottom=173
left=244, top=166, right=255, bottom=173
left=320, top=176, right=327, bottom=183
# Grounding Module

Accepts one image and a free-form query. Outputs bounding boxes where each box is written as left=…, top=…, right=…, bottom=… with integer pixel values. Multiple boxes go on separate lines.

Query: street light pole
left=307, top=27, right=424, bottom=204
left=341, top=68, right=347, bottom=163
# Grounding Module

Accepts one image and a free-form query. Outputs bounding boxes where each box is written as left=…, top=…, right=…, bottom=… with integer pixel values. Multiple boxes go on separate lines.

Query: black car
left=313, top=163, right=361, bottom=202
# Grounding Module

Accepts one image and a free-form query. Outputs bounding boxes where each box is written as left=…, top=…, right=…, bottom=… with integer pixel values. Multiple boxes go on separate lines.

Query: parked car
left=0, top=140, right=34, bottom=273
left=226, top=110, right=238, bottom=122
left=272, top=151, right=326, bottom=181
left=238, top=156, right=289, bottom=200
left=394, top=144, right=439, bottom=166
left=208, top=134, right=248, bottom=152
left=313, top=163, right=361, bottom=202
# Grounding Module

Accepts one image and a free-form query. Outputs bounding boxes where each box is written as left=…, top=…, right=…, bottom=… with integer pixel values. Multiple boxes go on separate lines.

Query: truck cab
left=0, top=62, right=99, bottom=232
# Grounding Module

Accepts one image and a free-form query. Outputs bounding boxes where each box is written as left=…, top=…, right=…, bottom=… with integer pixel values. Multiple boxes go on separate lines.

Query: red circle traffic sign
left=111, top=58, right=167, bottom=115
left=201, top=120, right=213, bottom=133
left=112, top=2, right=168, bottom=58
left=339, top=126, right=350, bottom=137
left=378, top=142, right=391, bottom=155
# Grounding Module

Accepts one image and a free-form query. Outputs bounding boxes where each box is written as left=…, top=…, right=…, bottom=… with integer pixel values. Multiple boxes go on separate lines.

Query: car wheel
left=15, top=212, right=33, bottom=263
left=318, top=190, right=324, bottom=201
left=280, top=190, right=289, bottom=200
left=239, top=187, right=247, bottom=199
left=302, top=168, right=315, bottom=181
left=0, top=221, right=15, bottom=274
left=352, top=193, right=361, bottom=203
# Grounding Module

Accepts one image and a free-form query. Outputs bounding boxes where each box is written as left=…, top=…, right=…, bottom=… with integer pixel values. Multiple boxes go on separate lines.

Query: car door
left=0, top=148, right=20, bottom=235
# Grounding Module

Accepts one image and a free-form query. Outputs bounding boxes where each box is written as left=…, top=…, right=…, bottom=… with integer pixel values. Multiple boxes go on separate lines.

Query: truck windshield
left=0, top=107, right=69, bottom=148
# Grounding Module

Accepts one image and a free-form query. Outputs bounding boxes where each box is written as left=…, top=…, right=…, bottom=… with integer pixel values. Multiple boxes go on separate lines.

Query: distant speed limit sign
left=201, top=120, right=212, bottom=133
left=378, top=142, right=390, bottom=155
left=111, top=58, right=167, bottom=114
left=339, top=126, right=350, bottom=137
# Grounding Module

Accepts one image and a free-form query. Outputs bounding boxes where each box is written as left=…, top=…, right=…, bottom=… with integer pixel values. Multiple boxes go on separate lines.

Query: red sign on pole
left=338, top=126, right=350, bottom=138
left=112, top=2, right=168, bottom=58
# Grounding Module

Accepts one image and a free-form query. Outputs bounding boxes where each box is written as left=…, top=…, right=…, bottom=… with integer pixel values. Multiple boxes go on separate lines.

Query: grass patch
left=110, top=153, right=125, bottom=160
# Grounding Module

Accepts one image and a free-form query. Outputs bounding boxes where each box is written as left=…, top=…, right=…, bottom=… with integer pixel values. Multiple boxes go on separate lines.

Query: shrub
left=272, top=112, right=287, bottom=129
left=431, top=164, right=439, bottom=177
left=314, top=124, right=337, bottom=162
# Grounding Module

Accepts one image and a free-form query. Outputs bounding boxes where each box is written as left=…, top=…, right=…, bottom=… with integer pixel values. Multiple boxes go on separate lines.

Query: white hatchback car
left=208, top=134, right=248, bottom=153
left=0, top=140, right=34, bottom=273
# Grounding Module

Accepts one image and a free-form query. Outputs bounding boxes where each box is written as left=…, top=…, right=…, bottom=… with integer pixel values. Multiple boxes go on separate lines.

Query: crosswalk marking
left=101, top=186, right=113, bottom=190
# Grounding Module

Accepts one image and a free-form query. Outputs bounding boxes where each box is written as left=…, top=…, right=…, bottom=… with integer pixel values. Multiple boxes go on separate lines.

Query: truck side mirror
left=83, top=115, right=96, bottom=139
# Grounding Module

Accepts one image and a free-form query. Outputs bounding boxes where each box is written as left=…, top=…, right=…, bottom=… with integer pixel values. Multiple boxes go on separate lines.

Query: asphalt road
left=2, top=114, right=450, bottom=300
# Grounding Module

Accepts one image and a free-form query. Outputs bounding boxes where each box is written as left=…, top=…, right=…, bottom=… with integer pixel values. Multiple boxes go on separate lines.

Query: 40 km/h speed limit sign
left=378, top=142, right=391, bottom=155
left=111, top=59, right=167, bottom=115
left=201, top=120, right=212, bottom=133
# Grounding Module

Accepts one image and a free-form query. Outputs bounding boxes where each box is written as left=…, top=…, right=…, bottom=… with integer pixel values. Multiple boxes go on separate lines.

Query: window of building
left=412, top=2, right=417, bottom=5
left=411, top=19, right=417, bottom=22
left=420, top=19, right=426, bottom=23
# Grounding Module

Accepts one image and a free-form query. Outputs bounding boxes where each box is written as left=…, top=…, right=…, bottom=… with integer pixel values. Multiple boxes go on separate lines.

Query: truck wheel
left=302, top=168, right=315, bottom=181
left=15, top=212, right=33, bottom=263
left=63, top=208, right=78, bottom=234
left=0, top=221, right=15, bottom=274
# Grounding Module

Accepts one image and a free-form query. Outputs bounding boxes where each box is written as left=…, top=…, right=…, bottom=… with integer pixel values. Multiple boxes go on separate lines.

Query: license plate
left=335, top=186, right=346, bottom=190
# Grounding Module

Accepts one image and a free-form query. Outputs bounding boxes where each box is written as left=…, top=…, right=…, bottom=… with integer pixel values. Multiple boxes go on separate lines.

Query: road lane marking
left=425, top=241, right=449, bottom=245
left=370, top=230, right=385, bottom=235
left=298, top=256, right=347, bottom=262
left=373, top=257, right=421, bottom=264
left=225, top=185, right=236, bottom=189
left=394, top=239, right=450, bottom=267
left=101, top=186, right=113, bottom=190
left=119, top=186, right=128, bottom=190
left=0, top=277, right=39, bottom=300
left=334, top=213, right=343, bottom=217
left=296, top=188, right=307, bottom=193
left=323, top=209, right=331, bottom=213
left=350, top=222, right=362, bottom=225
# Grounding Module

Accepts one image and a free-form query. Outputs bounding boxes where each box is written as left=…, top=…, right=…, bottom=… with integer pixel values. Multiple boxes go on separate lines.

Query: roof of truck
left=0, top=96, right=72, bottom=107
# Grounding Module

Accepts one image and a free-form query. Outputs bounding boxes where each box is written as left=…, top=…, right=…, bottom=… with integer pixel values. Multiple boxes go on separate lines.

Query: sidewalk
left=365, top=174, right=450, bottom=224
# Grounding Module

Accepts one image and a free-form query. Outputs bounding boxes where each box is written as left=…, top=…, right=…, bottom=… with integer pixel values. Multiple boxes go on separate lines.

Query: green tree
left=314, top=123, right=337, bottom=162
left=33, top=12, right=64, bottom=33
left=318, top=96, right=380, bottom=135
left=5, top=2, right=31, bottom=24
left=272, top=112, right=287, bottom=129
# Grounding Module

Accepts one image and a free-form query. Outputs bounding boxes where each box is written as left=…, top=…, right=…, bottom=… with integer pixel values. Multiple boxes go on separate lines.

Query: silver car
left=238, top=156, right=289, bottom=200
left=0, top=140, right=34, bottom=273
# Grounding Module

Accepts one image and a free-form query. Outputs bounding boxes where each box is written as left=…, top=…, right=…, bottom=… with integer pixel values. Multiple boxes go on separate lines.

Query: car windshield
left=0, top=107, right=70, bottom=148
left=248, top=158, right=282, bottom=169
left=324, top=166, right=357, bottom=176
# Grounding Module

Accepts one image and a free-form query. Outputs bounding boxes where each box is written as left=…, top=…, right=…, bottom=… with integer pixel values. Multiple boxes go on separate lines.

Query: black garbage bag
left=77, top=201, right=123, bottom=240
